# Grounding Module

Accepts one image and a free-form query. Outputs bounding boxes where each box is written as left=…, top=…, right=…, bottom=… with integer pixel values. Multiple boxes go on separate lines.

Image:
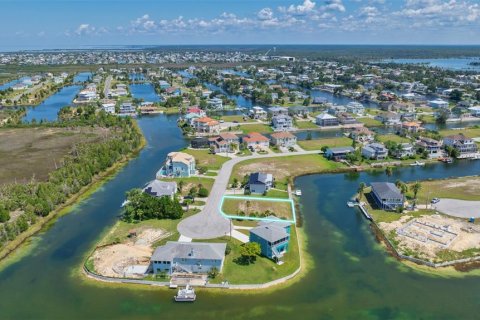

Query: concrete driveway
left=435, top=198, right=480, bottom=218
left=177, top=149, right=321, bottom=239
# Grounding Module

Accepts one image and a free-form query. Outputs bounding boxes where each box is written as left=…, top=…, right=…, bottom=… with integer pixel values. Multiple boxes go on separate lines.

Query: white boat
left=347, top=201, right=356, bottom=208
left=121, top=200, right=130, bottom=207
left=410, top=161, right=425, bottom=166
left=174, top=285, right=196, bottom=302
left=294, top=190, right=302, bottom=196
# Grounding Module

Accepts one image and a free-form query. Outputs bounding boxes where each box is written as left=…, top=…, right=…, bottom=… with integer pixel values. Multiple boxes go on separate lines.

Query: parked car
left=431, top=198, right=440, bottom=204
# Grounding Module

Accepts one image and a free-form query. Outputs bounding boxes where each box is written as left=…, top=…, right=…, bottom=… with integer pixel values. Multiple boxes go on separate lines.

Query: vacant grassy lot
left=408, top=177, right=480, bottom=203
left=357, top=117, right=383, bottom=127
left=182, top=148, right=229, bottom=170
left=377, top=134, right=411, bottom=144
left=296, top=120, right=318, bottom=129
left=222, top=197, right=294, bottom=220
left=439, top=128, right=480, bottom=139
left=159, top=176, right=214, bottom=196
left=298, top=137, right=352, bottom=151
left=230, top=154, right=344, bottom=185
left=240, top=123, right=273, bottom=134
left=204, top=228, right=300, bottom=284
left=221, top=115, right=249, bottom=123
left=0, top=127, right=109, bottom=185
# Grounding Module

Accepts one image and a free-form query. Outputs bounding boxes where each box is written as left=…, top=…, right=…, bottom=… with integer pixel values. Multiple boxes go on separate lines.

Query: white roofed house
left=271, top=114, right=294, bottom=131
left=143, top=180, right=177, bottom=199
left=443, top=134, right=478, bottom=158
left=316, top=113, right=339, bottom=127
left=362, top=143, right=388, bottom=160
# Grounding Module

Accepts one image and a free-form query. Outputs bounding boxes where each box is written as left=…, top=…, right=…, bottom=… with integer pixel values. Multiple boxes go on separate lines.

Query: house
left=325, top=146, right=355, bottom=161
left=316, top=113, right=339, bottom=127
left=102, top=103, right=116, bottom=114
left=151, top=241, right=226, bottom=275
left=247, top=172, right=273, bottom=194
left=207, top=97, right=223, bottom=109
left=428, top=99, right=449, bottom=109
left=401, top=121, right=424, bottom=134
left=158, top=80, right=170, bottom=89
left=165, top=87, right=181, bottom=96
left=270, top=131, right=297, bottom=148
left=443, top=134, right=478, bottom=155
left=242, top=132, right=270, bottom=150
left=288, top=106, right=309, bottom=117
left=209, top=132, right=240, bottom=153
left=362, top=143, right=388, bottom=160
left=337, top=112, right=358, bottom=125
left=249, top=106, right=268, bottom=120
left=157, top=152, right=196, bottom=178
left=119, top=102, right=136, bottom=115
left=392, top=143, right=415, bottom=159
left=416, top=136, right=443, bottom=158
left=190, top=137, right=210, bottom=149
left=272, top=115, right=294, bottom=131
left=268, top=106, right=289, bottom=117
left=143, top=180, right=177, bottom=199
left=468, top=106, right=480, bottom=117
left=192, top=117, right=220, bottom=134
left=249, top=220, right=291, bottom=260
left=375, top=112, right=401, bottom=125
left=346, top=102, right=365, bottom=115
left=370, top=182, right=404, bottom=211
left=186, top=106, right=206, bottom=117
left=350, top=127, right=374, bottom=143
left=328, top=105, right=347, bottom=115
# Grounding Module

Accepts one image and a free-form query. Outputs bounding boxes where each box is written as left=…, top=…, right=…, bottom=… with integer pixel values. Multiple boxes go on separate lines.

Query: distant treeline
left=0, top=107, right=142, bottom=250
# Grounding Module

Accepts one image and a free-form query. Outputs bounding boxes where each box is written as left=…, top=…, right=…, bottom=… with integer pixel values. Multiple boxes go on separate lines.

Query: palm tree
left=412, top=181, right=422, bottom=199
left=357, top=182, right=366, bottom=201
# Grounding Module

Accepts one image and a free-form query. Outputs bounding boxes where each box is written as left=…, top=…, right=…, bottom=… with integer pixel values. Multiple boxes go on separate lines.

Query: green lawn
left=204, top=228, right=300, bottom=284
left=160, top=177, right=214, bottom=196
left=222, top=198, right=294, bottom=220
left=377, top=134, right=411, bottom=144
left=182, top=148, right=229, bottom=170
left=439, top=128, right=480, bottom=139
left=297, top=137, right=352, bottom=151
left=221, top=115, right=249, bottom=123
left=296, top=120, right=318, bottom=129
left=408, top=177, right=480, bottom=203
left=357, top=117, right=383, bottom=127
left=240, top=123, right=273, bottom=134
left=236, top=149, right=252, bottom=157
left=230, top=154, right=344, bottom=184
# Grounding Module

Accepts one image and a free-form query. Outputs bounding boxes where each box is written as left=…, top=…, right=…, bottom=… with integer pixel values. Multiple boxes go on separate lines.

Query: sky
left=1, top=0, right=480, bottom=50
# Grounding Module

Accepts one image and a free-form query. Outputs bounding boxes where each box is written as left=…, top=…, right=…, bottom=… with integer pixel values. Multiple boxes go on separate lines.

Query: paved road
left=103, top=75, right=112, bottom=98
left=435, top=199, right=480, bottom=218
left=177, top=150, right=321, bottom=239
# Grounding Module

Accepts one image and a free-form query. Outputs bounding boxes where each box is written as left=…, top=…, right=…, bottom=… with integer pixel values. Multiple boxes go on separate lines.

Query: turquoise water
left=1, top=113, right=480, bottom=318
left=74, top=72, right=92, bottom=83
left=384, top=58, right=480, bottom=71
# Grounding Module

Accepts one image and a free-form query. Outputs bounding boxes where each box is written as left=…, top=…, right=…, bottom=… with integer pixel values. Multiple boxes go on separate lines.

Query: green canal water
left=1, top=114, right=480, bottom=319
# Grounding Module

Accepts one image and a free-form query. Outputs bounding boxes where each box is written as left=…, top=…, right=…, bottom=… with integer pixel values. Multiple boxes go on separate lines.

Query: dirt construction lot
left=92, top=228, right=168, bottom=278
left=0, top=127, right=109, bottom=185
left=380, top=214, right=480, bottom=262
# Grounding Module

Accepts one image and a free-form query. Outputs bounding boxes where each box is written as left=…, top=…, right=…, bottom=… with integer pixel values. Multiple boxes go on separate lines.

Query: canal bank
left=3, top=113, right=480, bottom=318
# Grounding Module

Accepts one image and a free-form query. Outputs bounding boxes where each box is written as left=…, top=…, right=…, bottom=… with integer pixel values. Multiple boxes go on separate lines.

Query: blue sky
left=1, top=0, right=480, bottom=50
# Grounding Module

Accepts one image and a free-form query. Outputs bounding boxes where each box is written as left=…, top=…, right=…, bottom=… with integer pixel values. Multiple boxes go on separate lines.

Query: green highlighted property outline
left=219, top=195, right=296, bottom=224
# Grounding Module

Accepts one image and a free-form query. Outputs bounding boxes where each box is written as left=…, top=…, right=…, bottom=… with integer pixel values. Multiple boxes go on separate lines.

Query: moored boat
left=174, top=285, right=196, bottom=302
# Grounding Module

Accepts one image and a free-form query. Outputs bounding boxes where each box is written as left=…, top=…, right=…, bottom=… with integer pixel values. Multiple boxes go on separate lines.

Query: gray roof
left=328, top=146, right=355, bottom=154
left=250, top=225, right=289, bottom=243
left=249, top=172, right=273, bottom=185
left=258, top=216, right=291, bottom=228
left=151, top=241, right=226, bottom=262
left=143, top=180, right=177, bottom=197
left=371, top=182, right=403, bottom=199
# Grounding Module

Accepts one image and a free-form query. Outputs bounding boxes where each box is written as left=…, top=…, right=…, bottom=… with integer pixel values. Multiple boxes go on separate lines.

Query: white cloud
left=324, top=0, right=346, bottom=12
left=257, top=8, right=274, bottom=20
left=279, top=0, right=316, bottom=15
left=75, top=24, right=94, bottom=36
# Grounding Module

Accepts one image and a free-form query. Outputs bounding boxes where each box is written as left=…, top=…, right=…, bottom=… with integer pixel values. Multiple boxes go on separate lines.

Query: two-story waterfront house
left=151, top=241, right=226, bottom=275
left=443, top=134, right=478, bottom=156
left=157, top=152, right=196, bottom=178
left=249, top=220, right=291, bottom=261
left=270, top=131, right=297, bottom=148
left=362, top=143, right=388, bottom=160
left=247, top=172, right=273, bottom=194
left=370, top=182, right=405, bottom=211
left=316, top=113, right=339, bottom=127
left=271, top=115, right=294, bottom=131
left=416, top=136, right=443, bottom=158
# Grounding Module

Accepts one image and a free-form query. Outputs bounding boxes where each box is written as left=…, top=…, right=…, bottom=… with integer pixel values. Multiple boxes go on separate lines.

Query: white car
left=431, top=198, right=440, bottom=204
